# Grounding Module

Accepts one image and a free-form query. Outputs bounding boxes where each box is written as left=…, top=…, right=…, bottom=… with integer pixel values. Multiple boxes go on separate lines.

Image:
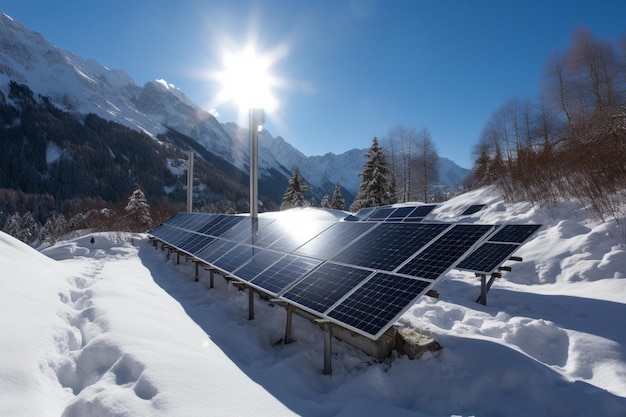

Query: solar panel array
left=149, top=211, right=539, bottom=340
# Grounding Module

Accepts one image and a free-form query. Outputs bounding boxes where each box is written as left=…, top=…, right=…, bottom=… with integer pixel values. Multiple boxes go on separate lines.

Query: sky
left=3, top=0, right=626, bottom=168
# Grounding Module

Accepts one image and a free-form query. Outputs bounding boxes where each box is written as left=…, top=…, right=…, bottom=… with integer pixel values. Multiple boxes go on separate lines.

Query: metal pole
left=187, top=151, right=194, bottom=212
left=248, top=286, right=255, bottom=320
left=249, top=109, right=258, bottom=219
left=249, top=108, right=265, bottom=220
left=284, top=306, right=293, bottom=344
left=479, top=274, right=487, bottom=305
left=323, top=322, right=332, bottom=375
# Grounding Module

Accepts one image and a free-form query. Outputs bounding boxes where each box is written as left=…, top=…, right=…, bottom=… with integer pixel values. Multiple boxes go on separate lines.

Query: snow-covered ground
left=2, top=186, right=626, bottom=416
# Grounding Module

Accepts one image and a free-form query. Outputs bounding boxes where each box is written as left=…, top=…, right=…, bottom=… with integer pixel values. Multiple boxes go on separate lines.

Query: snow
left=2, top=186, right=626, bottom=416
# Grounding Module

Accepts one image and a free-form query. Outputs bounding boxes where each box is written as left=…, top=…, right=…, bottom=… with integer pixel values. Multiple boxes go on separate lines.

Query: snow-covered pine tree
left=282, top=168, right=309, bottom=209
left=349, top=137, right=396, bottom=212
left=329, top=183, right=345, bottom=210
left=125, top=188, right=152, bottom=231
left=320, top=194, right=331, bottom=208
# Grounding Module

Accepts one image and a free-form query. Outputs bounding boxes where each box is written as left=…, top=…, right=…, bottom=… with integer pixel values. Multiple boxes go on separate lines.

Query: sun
left=214, top=43, right=280, bottom=115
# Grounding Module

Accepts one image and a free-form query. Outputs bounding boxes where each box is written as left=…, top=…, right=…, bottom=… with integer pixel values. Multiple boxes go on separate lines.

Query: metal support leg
left=176, top=252, right=180, bottom=265
left=209, top=269, right=214, bottom=289
left=194, top=262, right=199, bottom=282
left=248, top=287, right=255, bottom=320
left=479, top=274, right=487, bottom=305
left=284, top=306, right=293, bottom=344
left=323, top=322, right=332, bottom=375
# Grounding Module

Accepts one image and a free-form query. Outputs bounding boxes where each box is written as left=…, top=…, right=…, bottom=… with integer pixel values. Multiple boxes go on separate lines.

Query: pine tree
left=349, top=137, right=395, bottom=211
left=125, top=188, right=152, bottom=231
left=282, top=168, right=309, bottom=209
left=320, top=195, right=331, bottom=208
left=329, top=183, right=345, bottom=210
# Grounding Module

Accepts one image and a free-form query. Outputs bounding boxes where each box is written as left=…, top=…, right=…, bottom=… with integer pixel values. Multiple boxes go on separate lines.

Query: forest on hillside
left=467, top=28, right=626, bottom=224
left=0, top=81, right=281, bottom=243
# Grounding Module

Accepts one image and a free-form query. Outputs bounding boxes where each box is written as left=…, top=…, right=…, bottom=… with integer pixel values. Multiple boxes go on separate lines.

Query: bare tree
left=413, top=128, right=439, bottom=203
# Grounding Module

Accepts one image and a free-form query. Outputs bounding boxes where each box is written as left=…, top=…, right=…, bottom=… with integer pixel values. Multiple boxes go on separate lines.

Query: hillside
left=1, top=186, right=625, bottom=416
left=0, top=13, right=468, bottom=219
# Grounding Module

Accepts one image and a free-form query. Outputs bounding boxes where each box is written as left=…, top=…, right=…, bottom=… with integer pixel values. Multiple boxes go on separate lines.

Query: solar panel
left=195, top=239, right=238, bottom=264
left=406, top=205, right=437, bottom=219
left=331, top=223, right=450, bottom=271
left=149, top=209, right=540, bottom=343
left=488, top=224, right=541, bottom=243
left=387, top=206, right=416, bottom=219
left=231, top=249, right=285, bottom=281
left=455, top=242, right=520, bottom=274
left=327, top=273, right=431, bottom=339
left=397, top=224, right=493, bottom=279
left=461, top=204, right=486, bottom=216
left=204, top=215, right=246, bottom=237
left=196, top=214, right=229, bottom=234
left=220, top=217, right=275, bottom=243
left=162, top=212, right=194, bottom=229
left=293, top=222, right=376, bottom=260
left=177, top=232, right=215, bottom=255
left=249, top=254, right=322, bottom=295
left=248, top=219, right=288, bottom=248
left=366, top=207, right=395, bottom=221
left=212, top=244, right=260, bottom=272
left=269, top=220, right=335, bottom=253
left=281, top=263, right=374, bottom=314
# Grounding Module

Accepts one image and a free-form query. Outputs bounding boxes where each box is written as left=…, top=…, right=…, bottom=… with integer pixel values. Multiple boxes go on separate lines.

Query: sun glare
left=214, top=44, right=280, bottom=115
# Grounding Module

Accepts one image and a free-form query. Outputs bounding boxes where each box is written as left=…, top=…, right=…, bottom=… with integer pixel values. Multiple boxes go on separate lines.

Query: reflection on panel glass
left=294, top=222, right=376, bottom=260
left=281, top=263, right=373, bottom=314
left=332, top=223, right=449, bottom=271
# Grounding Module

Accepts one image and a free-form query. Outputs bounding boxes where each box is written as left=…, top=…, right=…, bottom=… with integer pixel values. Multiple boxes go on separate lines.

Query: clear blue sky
left=3, top=0, right=626, bottom=168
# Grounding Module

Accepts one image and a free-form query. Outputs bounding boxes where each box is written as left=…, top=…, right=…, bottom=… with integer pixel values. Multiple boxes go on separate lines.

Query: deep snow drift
left=1, top=186, right=626, bottom=416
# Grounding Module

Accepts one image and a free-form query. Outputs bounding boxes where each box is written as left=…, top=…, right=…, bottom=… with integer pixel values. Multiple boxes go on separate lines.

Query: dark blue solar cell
left=177, top=232, right=214, bottom=254
left=195, top=240, right=238, bottom=264
left=231, top=250, right=284, bottom=281
left=281, top=263, right=373, bottom=314
left=148, top=224, right=170, bottom=239
left=327, top=273, right=430, bottom=338
left=166, top=229, right=193, bottom=247
left=205, top=216, right=246, bottom=237
left=196, top=214, right=229, bottom=234
left=456, top=242, right=520, bottom=273
left=250, top=255, right=321, bottom=295
left=397, top=224, right=493, bottom=279
left=461, top=204, right=486, bottom=216
left=294, top=222, right=376, bottom=260
left=331, top=223, right=450, bottom=271
left=406, top=205, right=437, bottom=218
left=488, top=224, right=541, bottom=243
left=366, top=207, right=395, bottom=221
left=212, top=244, right=260, bottom=273
left=387, top=206, right=416, bottom=220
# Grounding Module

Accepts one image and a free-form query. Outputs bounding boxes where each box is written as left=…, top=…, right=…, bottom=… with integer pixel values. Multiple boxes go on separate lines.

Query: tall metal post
left=249, top=108, right=265, bottom=220
left=187, top=150, right=194, bottom=212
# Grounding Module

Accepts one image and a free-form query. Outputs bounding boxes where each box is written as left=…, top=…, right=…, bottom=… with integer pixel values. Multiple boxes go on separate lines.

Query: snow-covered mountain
left=0, top=13, right=468, bottom=202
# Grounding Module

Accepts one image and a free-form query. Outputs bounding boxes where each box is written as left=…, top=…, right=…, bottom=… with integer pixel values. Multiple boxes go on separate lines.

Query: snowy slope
left=2, top=186, right=626, bottom=416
